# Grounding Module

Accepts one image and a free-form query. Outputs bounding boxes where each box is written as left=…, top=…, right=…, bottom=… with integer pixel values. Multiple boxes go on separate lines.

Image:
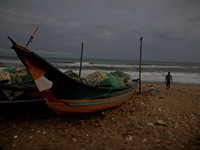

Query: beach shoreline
left=142, top=81, right=200, bottom=87
left=0, top=83, right=200, bottom=150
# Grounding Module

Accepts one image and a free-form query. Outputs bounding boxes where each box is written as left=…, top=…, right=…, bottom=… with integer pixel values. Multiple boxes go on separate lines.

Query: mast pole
left=139, top=37, right=143, bottom=94
left=79, top=42, right=84, bottom=78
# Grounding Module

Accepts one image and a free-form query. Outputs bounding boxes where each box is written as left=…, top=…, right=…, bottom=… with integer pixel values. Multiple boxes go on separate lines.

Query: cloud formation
left=0, top=0, right=200, bottom=62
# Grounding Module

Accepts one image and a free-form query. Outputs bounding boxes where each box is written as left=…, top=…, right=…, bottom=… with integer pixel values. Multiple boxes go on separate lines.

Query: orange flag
left=25, top=27, right=39, bottom=48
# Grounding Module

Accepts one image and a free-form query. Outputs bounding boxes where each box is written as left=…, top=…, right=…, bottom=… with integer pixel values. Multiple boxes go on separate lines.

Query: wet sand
left=0, top=83, right=200, bottom=150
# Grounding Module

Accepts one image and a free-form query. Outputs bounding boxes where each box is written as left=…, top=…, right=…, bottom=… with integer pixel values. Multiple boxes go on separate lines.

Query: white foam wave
left=50, top=61, right=197, bottom=70
left=0, top=59, right=22, bottom=65
left=58, top=68, right=200, bottom=85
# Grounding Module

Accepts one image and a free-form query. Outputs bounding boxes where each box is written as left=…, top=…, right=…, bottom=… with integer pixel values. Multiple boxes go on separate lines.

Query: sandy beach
left=0, top=83, right=199, bottom=150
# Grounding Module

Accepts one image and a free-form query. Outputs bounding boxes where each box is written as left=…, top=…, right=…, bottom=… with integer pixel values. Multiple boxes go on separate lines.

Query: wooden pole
left=139, top=37, right=143, bottom=94
left=79, top=42, right=84, bottom=78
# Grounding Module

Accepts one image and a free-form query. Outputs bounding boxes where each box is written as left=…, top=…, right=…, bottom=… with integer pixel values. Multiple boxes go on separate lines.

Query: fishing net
left=85, top=71, right=108, bottom=86
left=110, top=71, right=132, bottom=86
left=85, top=71, right=132, bottom=88
left=0, top=71, right=11, bottom=84
left=100, top=73, right=126, bottom=88
left=0, top=66, right=33, bottom=84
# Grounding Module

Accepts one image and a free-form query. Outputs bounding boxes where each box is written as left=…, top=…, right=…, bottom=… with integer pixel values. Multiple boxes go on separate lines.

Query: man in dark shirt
left=165, top=72, right=173, bottom=90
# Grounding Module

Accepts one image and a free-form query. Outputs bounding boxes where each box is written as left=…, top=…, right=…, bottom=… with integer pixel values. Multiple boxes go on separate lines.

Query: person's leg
left=166, top=83, right=170, bottom=90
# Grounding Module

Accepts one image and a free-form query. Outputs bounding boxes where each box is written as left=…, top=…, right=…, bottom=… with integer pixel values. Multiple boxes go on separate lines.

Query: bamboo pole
left=79, top=42, right=84, bottom=78
left=139, top=37, right=143, bottom=94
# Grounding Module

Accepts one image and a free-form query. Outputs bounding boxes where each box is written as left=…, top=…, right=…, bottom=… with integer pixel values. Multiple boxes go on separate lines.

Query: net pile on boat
left=0, top=66, right=33, bottom=84
left=65, top=70, right=132, bottom=88
left=85, top=71, right=132, bottom=88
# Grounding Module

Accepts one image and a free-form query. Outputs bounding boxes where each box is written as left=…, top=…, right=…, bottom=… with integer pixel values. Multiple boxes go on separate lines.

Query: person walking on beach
left=165, top=72, right=173, bottom=90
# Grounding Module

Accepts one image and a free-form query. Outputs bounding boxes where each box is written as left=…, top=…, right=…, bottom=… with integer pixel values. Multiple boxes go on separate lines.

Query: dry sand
left=0, top=83, right=200, bottom=150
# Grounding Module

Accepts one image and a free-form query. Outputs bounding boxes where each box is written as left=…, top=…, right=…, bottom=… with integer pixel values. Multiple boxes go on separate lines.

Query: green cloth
left=100, top=73, right=125, bottom=88
left=100, top=71, right=132, bottom=88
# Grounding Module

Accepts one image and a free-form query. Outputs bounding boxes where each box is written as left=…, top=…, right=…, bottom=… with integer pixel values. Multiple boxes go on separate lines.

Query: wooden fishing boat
left=8, top=37, right=138, bottom=114
left=0, top=80, right=43, bottom=103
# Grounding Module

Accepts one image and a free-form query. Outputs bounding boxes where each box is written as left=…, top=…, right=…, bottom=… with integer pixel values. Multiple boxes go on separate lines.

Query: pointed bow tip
left=8, top=36, right=16, bottom=45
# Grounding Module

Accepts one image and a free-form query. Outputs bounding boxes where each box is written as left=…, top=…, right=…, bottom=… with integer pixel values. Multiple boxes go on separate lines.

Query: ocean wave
left=50, top=61, right=195, bottom=70
left=58, top=69, right=200, bottom=85
left=0, top=59, right=22, bottom=66
left=0, top=56, right=200, bottom=85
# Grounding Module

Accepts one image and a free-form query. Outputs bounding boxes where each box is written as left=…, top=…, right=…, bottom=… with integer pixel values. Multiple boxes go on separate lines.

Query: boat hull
left=0, top=84, right=43, bottom=103
left=46, top=86, right=137, bottom=114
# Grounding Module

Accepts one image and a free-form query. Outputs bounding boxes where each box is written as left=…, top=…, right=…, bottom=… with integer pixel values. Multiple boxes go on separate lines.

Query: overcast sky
left=0, top=0, right=200, bottom=62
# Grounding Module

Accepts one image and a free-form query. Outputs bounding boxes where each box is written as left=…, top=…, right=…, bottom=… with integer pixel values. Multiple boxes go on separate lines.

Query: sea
left=0, top=56, right=200, bottom=85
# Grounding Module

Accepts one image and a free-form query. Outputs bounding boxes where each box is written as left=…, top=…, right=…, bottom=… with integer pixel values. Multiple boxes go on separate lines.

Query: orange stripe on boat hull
left=46, top=90, right=135, bottom=114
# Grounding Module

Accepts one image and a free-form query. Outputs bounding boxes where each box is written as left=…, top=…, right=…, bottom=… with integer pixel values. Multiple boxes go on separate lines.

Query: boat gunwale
left=0, top=84, right=38, bottom=90
left=0, top=99, right=44, bottom=103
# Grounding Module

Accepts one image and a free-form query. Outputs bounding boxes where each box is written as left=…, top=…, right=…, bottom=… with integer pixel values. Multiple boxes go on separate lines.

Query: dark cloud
left=0, top=0, right=200, bottom=62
